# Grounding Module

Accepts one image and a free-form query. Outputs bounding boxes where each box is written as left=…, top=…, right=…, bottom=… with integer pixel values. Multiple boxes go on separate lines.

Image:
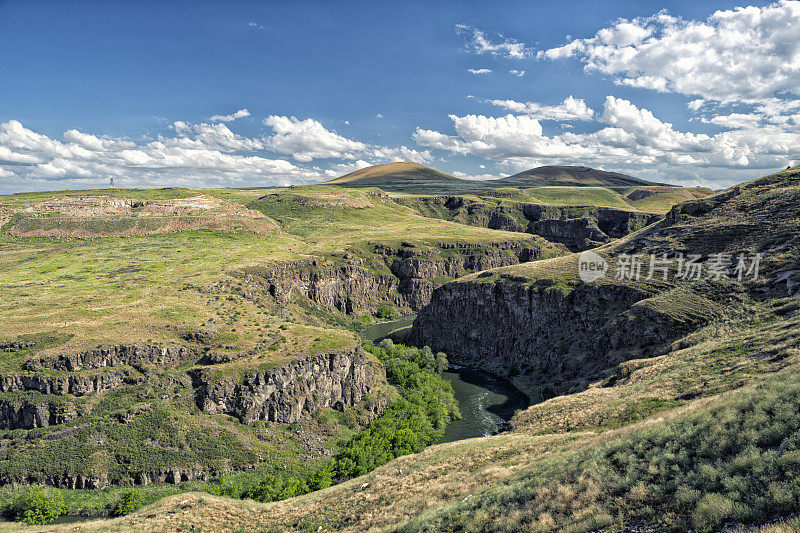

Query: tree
left=435, top=352, right=449, bottom=373
left=13, top=486, right=66, bottom=525
left=116, top=489, right=145, bottom=516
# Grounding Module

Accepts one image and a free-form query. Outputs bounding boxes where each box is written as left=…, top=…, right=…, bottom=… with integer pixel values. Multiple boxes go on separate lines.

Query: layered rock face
left=0, top=399, right=78, bottom=430
left=410, top=280, right=698, bottom=395
left=0, top=371, right=131, bottom=397
left=396, top=196, right=658, bottom=251
left=238, top=240, right=554, bottom=315
left=22, top=344, right=188, bottom=372
left=0, top=342, right=389, bottom=487
left=199, top=349, right=384, bottom=424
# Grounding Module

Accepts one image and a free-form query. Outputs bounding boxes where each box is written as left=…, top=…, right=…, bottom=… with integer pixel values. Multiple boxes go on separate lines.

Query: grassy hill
left=498, top=165, right=667, bottom=188
left=40, top=167, right=800, bottom=532
left=325, top=162, right=676, bottom=195
left=324, top=162, right=466, bottom=193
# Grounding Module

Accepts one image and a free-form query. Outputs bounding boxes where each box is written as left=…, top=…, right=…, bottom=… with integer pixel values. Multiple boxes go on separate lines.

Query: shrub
left=12, top=486, right=66, bottom=525
left=376, top=304, right=402, bottom=320
left=115, top=489, right=144, bottom=516
left=692, top=493, right=735, bottom=532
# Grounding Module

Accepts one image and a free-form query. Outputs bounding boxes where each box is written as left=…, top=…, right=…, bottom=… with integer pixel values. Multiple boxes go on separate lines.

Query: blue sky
left=1, top=0, right=797, bottom=192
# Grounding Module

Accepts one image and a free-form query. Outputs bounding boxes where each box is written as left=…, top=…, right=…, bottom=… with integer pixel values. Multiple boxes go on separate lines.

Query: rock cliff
left=396, top=196, right=659, bottom=251
left=410, top=277, right=718, bottom=396
left=198, top=348, right=385, bottom=424
left=236, top=239, right=560, bottom=315
left=0, top=398, right=78, bottom=430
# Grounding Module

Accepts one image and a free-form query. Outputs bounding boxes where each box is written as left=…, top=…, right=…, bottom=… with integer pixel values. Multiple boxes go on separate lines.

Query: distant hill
left=498, top=165, right=666, bottom=188
left=326, top=162, right=671, bottom=194
left=325, top=162, right=465, bottom=193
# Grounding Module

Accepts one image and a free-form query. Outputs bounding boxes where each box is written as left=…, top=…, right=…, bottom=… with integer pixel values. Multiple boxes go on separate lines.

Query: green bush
left=12, top=486, right=66, bottom=525
left=376, top=305, right=402, bottom=320
left=115, top=489, right=144, bottom=516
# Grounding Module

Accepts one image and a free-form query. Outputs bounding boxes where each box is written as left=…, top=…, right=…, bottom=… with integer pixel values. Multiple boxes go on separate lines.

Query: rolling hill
left=498, top=165, right=666, bottom=188
left=324, top=162, right=466, bottom=193
left=325, top=162, right=673, bottom=195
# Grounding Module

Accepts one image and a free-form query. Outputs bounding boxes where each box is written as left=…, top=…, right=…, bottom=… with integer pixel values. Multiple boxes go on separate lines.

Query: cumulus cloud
left=209, top=109, right=251, bottom=122
left=414, top=96, right=800, bottom=185
left=262, top=115, right=431, bottom=165
left=540, top=1, right=800, bottom=104
left=0, top=119, right=317, bottom=193
left=453, top=171, right=502, bottom=181
left=455, top=24, right=532, bottom=59
left=467, top=68, right=492, bottom=75
left=0, top=114, right=434, bottom=193
left=490, top=96, right=595, bottom=121
left=264, top=116, right=367, bottom=162
left=509, top=69, right=525, bottom=77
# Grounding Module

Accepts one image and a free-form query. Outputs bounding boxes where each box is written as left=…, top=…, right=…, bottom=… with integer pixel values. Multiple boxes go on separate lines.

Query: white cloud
left=0, top=115, right=435, bottom=193
left=453, top=171, right=502, bottom=181
left=248, top=22, right=263, bottom=30
left=509, top=70, right=525, bottom=77
left=490, top=96, right=595, bottom=121
left=209, top=109, right=251, bottom=123
left=264, top=116, right=367, bottom=162
left=376, top=113, right=384, bottom=119
left=322, top=159, right=372, bottom=177
left=455, top=24, right=532, bottom=59
left=541, top=1, right=800, bottom=104
left=702, top=113, right=765, bottom=129
left=413, top=95, right=800, bottom=185
left=467, top=68, right=492, bottom=75
left=0, top=119, right=317, bottom=193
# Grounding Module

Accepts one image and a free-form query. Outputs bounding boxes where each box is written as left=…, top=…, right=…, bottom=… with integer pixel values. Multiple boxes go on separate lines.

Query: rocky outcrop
left=242, top=260, right=403, bottom=315
left=237, top=240, right=555, bottom=315
left=410, top=279, right=702, bottom=396
left=387, top=241, right=537, bottom=280
left=0, top=399, right=78, bottom=429
left=23, top=344, right=189, bottom=372
left=198, top=348, right=384, bottom=424
left=0, top=370, right=133, bottom=396
left=396, top=196, right=659, bottom=251
left=4, top=467, right=212, bottom=490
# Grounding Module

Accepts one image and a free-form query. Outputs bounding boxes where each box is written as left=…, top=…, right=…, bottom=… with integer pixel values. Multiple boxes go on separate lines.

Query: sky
left=0, top=0, right=798, bottom=193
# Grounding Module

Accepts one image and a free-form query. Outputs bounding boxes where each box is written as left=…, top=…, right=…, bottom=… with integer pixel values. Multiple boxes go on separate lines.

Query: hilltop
left=324, top=162, right=465, bottom=193
left=498, top=165, right=666, bottom=188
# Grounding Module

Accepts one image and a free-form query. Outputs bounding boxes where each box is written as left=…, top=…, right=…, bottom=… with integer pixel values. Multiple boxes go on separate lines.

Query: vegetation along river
left=360, top=315, right=530, bottom=443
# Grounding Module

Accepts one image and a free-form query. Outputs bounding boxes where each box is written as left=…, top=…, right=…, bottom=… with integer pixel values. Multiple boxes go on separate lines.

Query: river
left=360, top=315, right=530, bottom=443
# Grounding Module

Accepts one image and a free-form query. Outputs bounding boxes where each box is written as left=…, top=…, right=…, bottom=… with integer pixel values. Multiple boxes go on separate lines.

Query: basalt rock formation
left=236, top=239, right=561, bottom=315
left=0, top=341, right=390, bottom=487
left=198, top=348, right=385, bottom=424
left=395, top=196, right=659, bottom=251
left=0, top=399, right=78, bottom=430
left=409, top=278, right=716, bottom=396
left=410, top=171, right=800, bottom=398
